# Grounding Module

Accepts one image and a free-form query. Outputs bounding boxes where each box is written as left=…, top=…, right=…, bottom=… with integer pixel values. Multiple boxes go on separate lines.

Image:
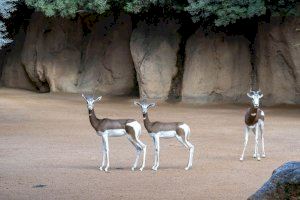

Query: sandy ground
left=0, top=88, right=299, bottom=200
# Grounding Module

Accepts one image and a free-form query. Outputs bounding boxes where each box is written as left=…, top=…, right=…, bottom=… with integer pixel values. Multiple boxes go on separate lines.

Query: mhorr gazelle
left=82, top=94, right=146, bottom=172
left=240, top=90, right=266, bottom=161
left=134, top=100, right=194, bottom=171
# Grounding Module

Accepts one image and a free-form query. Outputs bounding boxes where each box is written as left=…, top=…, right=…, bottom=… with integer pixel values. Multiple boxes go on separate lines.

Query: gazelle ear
left=247, top=93, right=252, bottom=98
left=256, top=89, right=263, bottom=98
left=82, top=94, right=87, bottom=101
left=148, top=103, right=156, bottom=108
left=134, top=101, right=141, bottom=106
left=95, top=96, right=102, bottom=102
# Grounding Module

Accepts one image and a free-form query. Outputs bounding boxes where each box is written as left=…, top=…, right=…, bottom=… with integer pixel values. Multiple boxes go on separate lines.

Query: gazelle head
left=82, top=94, right=102, bottom=110
left=247, top=90, right=263, bottom=108
left=134, top=99, right=156, bottom=115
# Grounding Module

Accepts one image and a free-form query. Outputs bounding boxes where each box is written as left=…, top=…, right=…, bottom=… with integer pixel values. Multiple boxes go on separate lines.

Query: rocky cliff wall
left=1, top=13, right=299, bottom=105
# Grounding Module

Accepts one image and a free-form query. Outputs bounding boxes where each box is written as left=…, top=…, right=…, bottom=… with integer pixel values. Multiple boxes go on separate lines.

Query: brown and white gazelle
left=134, top=100, right=194, bottom=170
left=240, top=90, right=265, bottom=161
left=82, top=94, right=146, bottom=172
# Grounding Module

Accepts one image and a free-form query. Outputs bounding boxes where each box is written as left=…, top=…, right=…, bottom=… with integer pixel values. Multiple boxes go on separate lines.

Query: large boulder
left=130, top=20, right=180, bottom=99
left=20, top=12, right=135, bottom=94
left=256, top=17, right=300, bottom=105
left=248, top=161, right=300, bottom=200
left=182, top=29, right=252, bottom=103
left=1, top=25, right=36, bottom=91
left=77, top=13, right=135, bottom=95
left=21, top=12, right=82, bottom=92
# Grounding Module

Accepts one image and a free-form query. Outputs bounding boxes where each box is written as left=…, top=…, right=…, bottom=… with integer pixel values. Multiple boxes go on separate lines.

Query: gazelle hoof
left=239, top=157, right=244, bottom=161
left=257, top=157, right=261, bottom=161
left=139, top=167, right=144, bottom=171
left=152, top=166, right=158, bottom=171
left=185, top=166, right=191, bottom=170
left=99, top=167, right=103, bottom=171
left=131, top=167, right=136, bottom=171
left=104, top=168, right=109, bottom=172
left=253, top=154, right=257, bottom=158
left=262, top=154, right=266, bottom=158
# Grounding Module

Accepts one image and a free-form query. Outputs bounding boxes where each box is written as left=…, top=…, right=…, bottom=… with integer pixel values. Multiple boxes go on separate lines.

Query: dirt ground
left=0, top=88, right=299, bottom=200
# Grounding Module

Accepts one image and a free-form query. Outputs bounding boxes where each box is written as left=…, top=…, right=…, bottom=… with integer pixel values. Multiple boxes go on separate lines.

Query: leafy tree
left=124, top=0, right=186, bottom=13
left=24, top=0, right=299, bottom=26
left=185, top=0, right=266, bottom=26
left=25, top=0, right=110, bottom=17
left=0, top=0, right=18, bottom=49
left=266, top=0, right=299, bottom=16
left=185, top=0, right=299, bottom=26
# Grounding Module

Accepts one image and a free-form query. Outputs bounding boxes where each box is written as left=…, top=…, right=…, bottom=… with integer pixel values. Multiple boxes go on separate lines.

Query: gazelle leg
left=176, top=135, right=189, bottom=169
left=254, top=126, right=261, bottom=161
left=102, top=134, right=110, bottom=171
left=132, top=145, right=141, bottom=171
left=240, top=126, right=249, bottom=161
left=151, top=137, right=157, bottom=170
left=176, top=135, right=194, bottom=170
left=253, top=129, right=257, bottom=158
left=185, top=139, right=194, bottom=170
left=152, top=136, right=160, bottom=171
left=136, top=138, right=147, bottom=171
left=260, top=124, right=266, bottom=158
left=99, top=136, right=106, bottom=171
left=127, top=137, right=141, bottom=171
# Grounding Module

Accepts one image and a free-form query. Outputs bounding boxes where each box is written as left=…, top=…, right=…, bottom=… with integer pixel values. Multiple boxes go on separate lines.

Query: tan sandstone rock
left=130, top=20, right=180, bottom=99
left=20, top=12, right=134, bottom=95
left=182, top=29, right=252, bottom=103
left=77, top=13, right=134, bottom=95
left=1, top=26, right=36, bottom=91
left=256, top=17, right=300, bottom=105
left=21, top=12, right=82, bottom=92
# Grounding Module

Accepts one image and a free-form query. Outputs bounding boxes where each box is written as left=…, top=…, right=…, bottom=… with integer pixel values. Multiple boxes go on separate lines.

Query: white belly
left=97, top=129, right=127, bottom=137
left=157, top=131, right=177, bottom=138
left=248, top=125, right=256, bottom=129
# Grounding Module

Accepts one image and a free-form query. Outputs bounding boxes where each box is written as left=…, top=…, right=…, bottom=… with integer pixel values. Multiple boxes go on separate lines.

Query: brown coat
left=245, top=107, right=265, bottom=126
left=143, top=113, right=185, bottom=136
left=89, top=109, right=134, bottom=132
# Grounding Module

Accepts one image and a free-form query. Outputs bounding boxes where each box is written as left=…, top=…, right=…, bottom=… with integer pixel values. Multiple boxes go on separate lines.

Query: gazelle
left=240, top=90, right=265, bottom=161
left=134, top=100, right=194, bottom=171
left=82, top=94, right=146, bottom=172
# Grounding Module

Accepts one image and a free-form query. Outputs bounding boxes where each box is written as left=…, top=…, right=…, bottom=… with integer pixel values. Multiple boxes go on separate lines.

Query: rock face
left=21, top=13, right=82, bottom=92
left=19, top=12, right=134, bottom=94
left=1, top=12, right=300, bottom=105
left=130, top=20, right=180, bottom=99
left=1, top=26, right=36, bottom=91
left=182, top=29, right=252, bottom=103
left=256, top=17, right=300, bottom=105
left=248, top=161, right=300, bottom=200
left=77, top=13, right=135, bottom=95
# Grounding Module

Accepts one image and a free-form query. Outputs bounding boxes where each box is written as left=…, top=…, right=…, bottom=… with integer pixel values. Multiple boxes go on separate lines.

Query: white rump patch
left=126, top=121, right=142, bottom=136
left=247, top=125, right=256, bottom=129
left=179, top=124, right=190, bottom=135
left=251, top=113, right=257, bottom=116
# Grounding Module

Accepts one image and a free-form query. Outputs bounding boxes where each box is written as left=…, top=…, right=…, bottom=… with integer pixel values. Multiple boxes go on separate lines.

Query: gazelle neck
left=143, top=112, right=151, bottom=131
left=250, top=106, right=258, bottom=113
left=88, top=109, right=99, bottom=129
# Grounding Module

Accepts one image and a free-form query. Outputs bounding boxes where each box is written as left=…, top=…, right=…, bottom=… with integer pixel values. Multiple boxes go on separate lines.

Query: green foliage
left=25, top=0, right=110, bottom=17
left=185, top=0, right=266, bottom=26
left=24, top=0, right=299, bottom=26
left=266, top=0, right=299, bottom=16
left=185, top=0, right=299, bottom=26
left=0, top=0, right=18, bottom=48
left=124, top=0, right=185, bottom=13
